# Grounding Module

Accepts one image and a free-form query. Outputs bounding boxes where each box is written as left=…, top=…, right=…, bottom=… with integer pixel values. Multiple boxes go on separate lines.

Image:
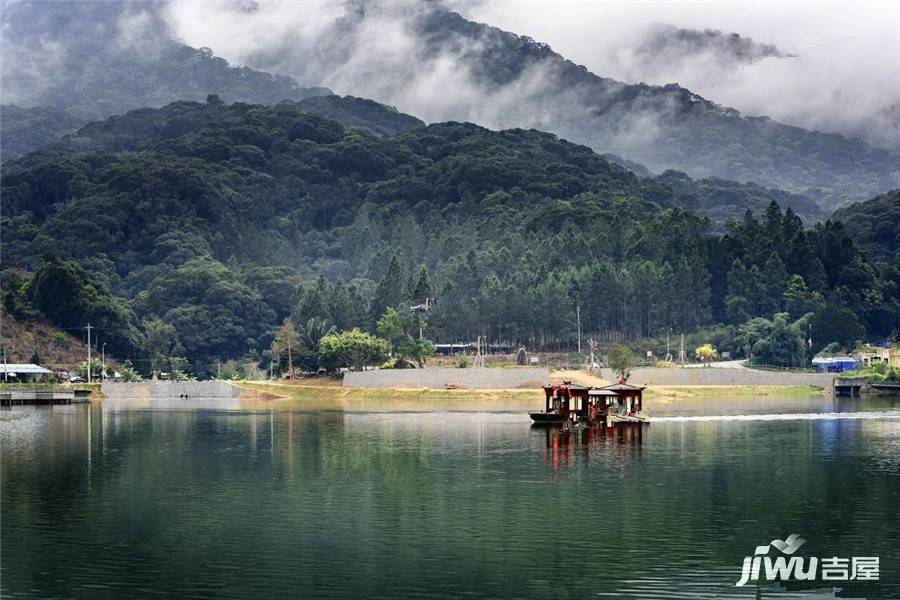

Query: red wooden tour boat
left=530, top=381, right=649, bottom=426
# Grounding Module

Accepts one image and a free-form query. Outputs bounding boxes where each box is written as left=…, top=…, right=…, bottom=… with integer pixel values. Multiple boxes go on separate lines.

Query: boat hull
left=529, top=412, right=568, bottom=425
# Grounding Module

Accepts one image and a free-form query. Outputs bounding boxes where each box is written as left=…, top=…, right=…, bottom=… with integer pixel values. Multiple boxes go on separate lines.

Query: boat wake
left=654, top=411, right=900, bottom=422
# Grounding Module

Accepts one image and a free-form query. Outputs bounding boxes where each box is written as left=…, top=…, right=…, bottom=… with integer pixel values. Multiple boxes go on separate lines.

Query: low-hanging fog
left=161, top=0, right=900, bottom=151
left=451, top=0, right=900, bottom=151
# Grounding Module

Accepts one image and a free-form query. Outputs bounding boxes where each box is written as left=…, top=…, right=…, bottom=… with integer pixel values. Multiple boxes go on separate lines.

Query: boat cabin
left=594, top=382, right=645, bottom=415
left=541, top=382, right=589, bottom=416
left=533, top=381, right=647, bottom=425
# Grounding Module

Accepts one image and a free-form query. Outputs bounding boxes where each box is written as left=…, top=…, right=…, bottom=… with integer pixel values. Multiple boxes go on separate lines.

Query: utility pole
left=473, top=335, right=485, bottom=368
left=1, top=304, right=5, bottom=382
left=679, top=333, right=686, bottom=367
left=0, top=294, right=7, bottom=383
left=85, top=323, right=93, bottom=383
left=101, top=342, right=106, bottom=382
left=576, top=305, right=582, bottom=355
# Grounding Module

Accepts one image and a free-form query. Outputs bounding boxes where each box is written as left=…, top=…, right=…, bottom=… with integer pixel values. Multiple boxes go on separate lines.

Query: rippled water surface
left=2, top=393, right=899, bottom=599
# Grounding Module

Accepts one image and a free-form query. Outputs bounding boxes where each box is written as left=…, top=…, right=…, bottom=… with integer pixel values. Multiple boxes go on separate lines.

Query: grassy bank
left=238, top=380, right=542, bottom=403
left=645, top=385, right=823, bottom=400
left=237, top=380, right=824, bottom=404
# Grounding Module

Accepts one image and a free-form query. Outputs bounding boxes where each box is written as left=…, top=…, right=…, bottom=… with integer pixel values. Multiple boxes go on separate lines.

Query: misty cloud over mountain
left=2, top=0, right=897, bottom=204
left=457, top=0, right=900, bottom=153
left=160, top=0, right=898, bottom=201
left=634, top=25, right=793, bottom=69
left=0, top=0, right=324, bottom=120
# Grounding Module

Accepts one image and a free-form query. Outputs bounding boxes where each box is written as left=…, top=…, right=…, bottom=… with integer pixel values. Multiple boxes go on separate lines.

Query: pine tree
left=370, top=255, right=405, bottom=325
left=783, top=274, right=823, bottom=318
left=411, top=265, right=433, bottom=302
left=762, top=252, right=788, bottom=313
left=293, top=276, right=330, bottom=326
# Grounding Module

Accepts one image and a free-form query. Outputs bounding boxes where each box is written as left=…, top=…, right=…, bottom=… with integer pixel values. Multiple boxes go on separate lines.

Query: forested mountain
left=7, top=95, right=424, bottom=164
left=0, top=105, right=82, bottom=163
left=209, top=2, right=899, bottom=205
left=4, top=1, right=898, bottom=207
left=833, top=190, right=900, bottom=263
left=417, top=9, right=899, bottom=201
left=655, top=171, right=826, bottom=224
left=290, top=96, right=425, bottom=136
left=3, top=96, right=825, bottom=227
left=2, top=100, right=897, bottom=373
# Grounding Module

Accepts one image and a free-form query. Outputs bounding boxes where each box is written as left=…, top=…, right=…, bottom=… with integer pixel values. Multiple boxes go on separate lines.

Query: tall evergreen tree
left=410, top=265, right=433, bottom=302
left=762, top=252, right=788, bottom=313
left=370, top=255, right=406, bottom=325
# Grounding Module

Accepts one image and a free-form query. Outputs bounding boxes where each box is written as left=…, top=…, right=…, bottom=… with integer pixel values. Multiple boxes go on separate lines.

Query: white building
left=0, top=363, right=52, bottom=383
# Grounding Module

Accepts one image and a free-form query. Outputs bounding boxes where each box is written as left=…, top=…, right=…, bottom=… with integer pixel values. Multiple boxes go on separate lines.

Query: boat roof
left=544, top=383, right=590, bottom=391
left=600, top=382, right=646, bottom=392
left=588, top=389, right=619, bottom=396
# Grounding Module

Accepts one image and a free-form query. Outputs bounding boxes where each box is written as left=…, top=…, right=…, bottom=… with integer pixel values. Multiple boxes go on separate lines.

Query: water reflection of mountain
left=2, top=403, right=898, bottom=599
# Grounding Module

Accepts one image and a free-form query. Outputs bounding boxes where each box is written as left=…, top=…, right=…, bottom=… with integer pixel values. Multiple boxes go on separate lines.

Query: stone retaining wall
left=599, top=367, right=832, bottom=387
left=342, top=367, right=550, bottom=389
left=101, top=381, right=241, bottom=399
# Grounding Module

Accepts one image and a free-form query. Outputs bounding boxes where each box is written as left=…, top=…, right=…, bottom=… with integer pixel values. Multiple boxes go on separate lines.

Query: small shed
left=812, top=356, right=857, bottom=373
left=0, top=363, right=53, bottom=383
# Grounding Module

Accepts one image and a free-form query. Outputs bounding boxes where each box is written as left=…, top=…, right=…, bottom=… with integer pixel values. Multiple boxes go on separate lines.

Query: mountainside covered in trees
left=419, top=9, right=899, bottom=202
left=0, top=105, right=83, bottom=163
left=833, top=189, right=900, bottom=263
left=220, top=3, right=899, bottom=205
left=3, top=0, right=898, bottom=208
left=2, top=100, right=897, bottom=374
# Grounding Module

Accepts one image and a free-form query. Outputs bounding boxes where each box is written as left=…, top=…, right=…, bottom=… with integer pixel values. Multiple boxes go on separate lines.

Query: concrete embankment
left=342, top=367, right=550, bottom=389
left=598, top=367, right=832, bottom=388
left=1, top=387, right=78, bottom=405
left=101, top=381, right=242, bottom=399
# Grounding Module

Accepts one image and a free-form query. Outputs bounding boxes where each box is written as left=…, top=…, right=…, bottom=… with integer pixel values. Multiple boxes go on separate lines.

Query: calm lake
left=2, top=393, right=899, bottom=599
